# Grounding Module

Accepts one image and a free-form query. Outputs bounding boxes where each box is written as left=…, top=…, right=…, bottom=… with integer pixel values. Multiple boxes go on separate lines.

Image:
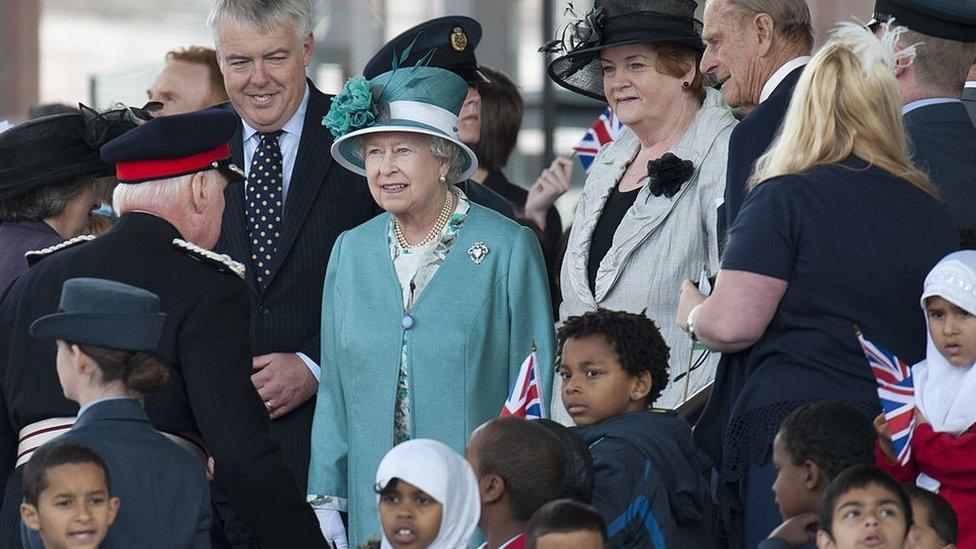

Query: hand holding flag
left=855, top=328, right=915, bottom=465
left=500, top=345, right=546, bottom=420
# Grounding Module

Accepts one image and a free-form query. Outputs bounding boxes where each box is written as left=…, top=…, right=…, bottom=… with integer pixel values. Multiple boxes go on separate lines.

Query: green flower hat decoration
left=325, top=65, right=478, bottom=183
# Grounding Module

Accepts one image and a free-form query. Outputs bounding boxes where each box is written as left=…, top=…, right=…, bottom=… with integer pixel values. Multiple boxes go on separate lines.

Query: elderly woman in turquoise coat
left=307, top=63, right=556, bottom=547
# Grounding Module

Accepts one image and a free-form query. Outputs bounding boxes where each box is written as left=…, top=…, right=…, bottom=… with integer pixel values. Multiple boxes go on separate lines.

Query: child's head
left=921, top=251, right=976, bottom=368
left=525, top=499, right=606, bottom=549
left=534, top=419, right=595, bottom=503
left=465, top=418, right=565, bottom=528
left=903, top=485, right=957, bottom=549
left=556, top=309, right=670, bottom=425
left=20, top=441, right=119, bottom=549
left=773, top=402, right=876, bottom=519
left=375, top=439, right=480, bottom=549
left=816, top=465, right=912, bottom=549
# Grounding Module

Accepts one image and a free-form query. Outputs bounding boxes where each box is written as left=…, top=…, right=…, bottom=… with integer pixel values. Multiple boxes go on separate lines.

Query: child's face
left=908, top=498, right=954, bottom=549
left=534, top=530, right=606, bottom=548
left=816, top=483, right=909, bottom=549
left=771, top=431, right=821, bottom=519
left=925, top=296, right=976, bottom=367
left=558, top=334, right=650, bottom=426
left=379, top=479, right=443, bottom=549
left=20, top=463, right=119, bottom=549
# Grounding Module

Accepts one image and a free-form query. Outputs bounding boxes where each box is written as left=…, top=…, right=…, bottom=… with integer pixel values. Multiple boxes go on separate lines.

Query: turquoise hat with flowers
left=324, top=62, right=478, bottom=183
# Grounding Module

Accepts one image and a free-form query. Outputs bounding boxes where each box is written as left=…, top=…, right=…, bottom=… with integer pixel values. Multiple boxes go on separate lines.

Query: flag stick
left=683, top=263, right=710, bottom=404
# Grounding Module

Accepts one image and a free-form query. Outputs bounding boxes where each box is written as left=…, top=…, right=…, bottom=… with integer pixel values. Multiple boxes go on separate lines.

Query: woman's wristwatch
left=686, top=304, right=703, bottom=341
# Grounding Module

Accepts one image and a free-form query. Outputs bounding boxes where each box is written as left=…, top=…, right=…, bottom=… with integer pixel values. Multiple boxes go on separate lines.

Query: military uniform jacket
left=0, top=212, right=324, bottom=549
left=21, top=399, right=211, bottom=549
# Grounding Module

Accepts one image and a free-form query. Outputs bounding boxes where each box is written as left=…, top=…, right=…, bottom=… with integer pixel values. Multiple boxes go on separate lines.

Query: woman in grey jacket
left=543, top=0, right=736, bottom=415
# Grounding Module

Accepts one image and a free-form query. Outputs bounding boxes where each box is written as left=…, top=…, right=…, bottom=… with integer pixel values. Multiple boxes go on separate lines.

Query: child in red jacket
left=875, top=250, right=976, bottom=547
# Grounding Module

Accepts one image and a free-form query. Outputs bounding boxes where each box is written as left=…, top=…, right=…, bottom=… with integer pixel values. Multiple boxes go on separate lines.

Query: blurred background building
left=0, top=0, right=874, bottom=221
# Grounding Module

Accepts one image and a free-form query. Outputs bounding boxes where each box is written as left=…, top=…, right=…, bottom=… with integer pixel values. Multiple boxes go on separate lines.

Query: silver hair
left=208, top=0, right=313, bottom=48
left=112, top=174, right=193, bottom=215
left=0, top=177, right=91, bottom=222
left=725, top=0, right=814, bottom=51
left=351, top=134, right=466, bottom=184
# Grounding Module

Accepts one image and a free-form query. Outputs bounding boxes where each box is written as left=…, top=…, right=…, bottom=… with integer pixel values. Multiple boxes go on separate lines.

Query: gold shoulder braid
left=24, top=235, right=96, bottom=267
left=171, top=238, right=246, bottom=279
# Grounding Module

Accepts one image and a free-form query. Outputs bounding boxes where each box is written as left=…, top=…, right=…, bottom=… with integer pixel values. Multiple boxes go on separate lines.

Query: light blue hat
left=324, top=65, right=478, bottom=183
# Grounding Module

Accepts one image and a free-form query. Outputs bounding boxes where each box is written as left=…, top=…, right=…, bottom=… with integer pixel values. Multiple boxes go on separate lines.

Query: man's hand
left=768, top=513, right=819, bottom=547
left=525, top=157, right=573, bottom=230
left=251, top=353, right=318, bottom=420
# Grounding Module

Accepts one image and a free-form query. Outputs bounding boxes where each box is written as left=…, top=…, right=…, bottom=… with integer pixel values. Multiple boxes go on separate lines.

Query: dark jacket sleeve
left=177, top=278, right=325, bottom=548
left=591, top=438, right=676, bottom=549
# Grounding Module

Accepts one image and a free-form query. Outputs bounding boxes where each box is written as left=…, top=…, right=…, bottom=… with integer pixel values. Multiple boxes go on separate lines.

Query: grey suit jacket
left=23, top=399, right=211, bottom=549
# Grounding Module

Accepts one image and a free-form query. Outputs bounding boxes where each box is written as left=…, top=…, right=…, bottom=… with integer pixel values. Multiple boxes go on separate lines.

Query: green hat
left=324, top=66, right=478, bottom=183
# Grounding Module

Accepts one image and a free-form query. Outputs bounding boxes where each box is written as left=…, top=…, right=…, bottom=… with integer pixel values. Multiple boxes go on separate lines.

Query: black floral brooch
left=647, top=153, right=694, bottom=198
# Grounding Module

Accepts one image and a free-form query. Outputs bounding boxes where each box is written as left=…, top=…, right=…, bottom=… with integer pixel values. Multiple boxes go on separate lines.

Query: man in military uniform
left=871, top=0, right=976, bottom=236
left=363, top=15, right=516, bottom=220
left=0, top=109, right=325, bottom=549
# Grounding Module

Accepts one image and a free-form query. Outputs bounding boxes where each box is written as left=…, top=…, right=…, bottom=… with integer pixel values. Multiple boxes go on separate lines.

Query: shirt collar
left=760, top=56, right=812, bottom=104
left=241, top=82, right=311, bottom=143
left=902, top=97, right=962, bottom=115
left=966, top=81, right=976, bottom=90
left=77, top=396, right=138, bottom=418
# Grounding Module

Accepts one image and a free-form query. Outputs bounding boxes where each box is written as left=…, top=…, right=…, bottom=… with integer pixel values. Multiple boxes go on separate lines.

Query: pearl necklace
left=395, top=190, right=456, bottom=249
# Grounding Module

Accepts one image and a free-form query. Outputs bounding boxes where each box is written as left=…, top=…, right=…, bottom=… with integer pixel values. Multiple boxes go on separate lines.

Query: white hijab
left=915, top=250, right=976, bottom=435
left=376, top=439, right=481, bottom=549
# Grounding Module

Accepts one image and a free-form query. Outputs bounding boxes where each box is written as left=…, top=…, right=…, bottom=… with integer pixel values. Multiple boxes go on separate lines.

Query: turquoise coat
left=308, top=203, right=556, bottom=546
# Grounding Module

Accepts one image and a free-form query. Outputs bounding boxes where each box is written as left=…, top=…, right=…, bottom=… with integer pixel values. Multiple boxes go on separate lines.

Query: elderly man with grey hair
left=207, top=1, right=379, bottom=544
left=693, top=1, right=812, bottom=548
left=869, top=0, right=976, bottom=237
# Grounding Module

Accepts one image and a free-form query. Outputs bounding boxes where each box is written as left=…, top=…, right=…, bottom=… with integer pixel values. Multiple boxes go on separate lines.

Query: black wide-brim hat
left=30, top=278, right=166, bottom=352
left=543, top=0, right=704, bottom=101
left=0, top=105, right=144, bottom=202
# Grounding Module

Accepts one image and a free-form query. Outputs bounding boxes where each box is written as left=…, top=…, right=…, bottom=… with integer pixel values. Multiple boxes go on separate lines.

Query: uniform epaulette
left=24, top=235, right=96, bottom=267
left=172, top=238, right=246, bottom=279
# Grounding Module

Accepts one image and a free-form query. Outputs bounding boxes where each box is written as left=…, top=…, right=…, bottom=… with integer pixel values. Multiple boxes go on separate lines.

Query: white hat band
left=387, top=100, right=461, bottom=139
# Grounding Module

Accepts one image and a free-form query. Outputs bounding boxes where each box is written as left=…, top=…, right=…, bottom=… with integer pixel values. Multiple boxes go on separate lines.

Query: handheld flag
left=500, top=348, right=546, bottom=419
left=856, top=328, right=915, bottom=465
left=573, top=107, right=625, bottom=172
left=682, top=265, right=712, bottom=402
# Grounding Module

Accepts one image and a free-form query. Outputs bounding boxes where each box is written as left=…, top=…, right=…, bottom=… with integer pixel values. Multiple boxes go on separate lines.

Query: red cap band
left=115, top=143, right=232, bottom=183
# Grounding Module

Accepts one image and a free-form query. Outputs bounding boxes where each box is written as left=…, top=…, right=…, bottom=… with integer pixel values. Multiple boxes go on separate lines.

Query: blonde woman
left=675, top=22, right=958, bottom=548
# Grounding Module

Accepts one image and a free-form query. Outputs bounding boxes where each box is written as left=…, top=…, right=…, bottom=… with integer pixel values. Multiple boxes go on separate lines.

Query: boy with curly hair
left=557, top=309, right=716, bottom=548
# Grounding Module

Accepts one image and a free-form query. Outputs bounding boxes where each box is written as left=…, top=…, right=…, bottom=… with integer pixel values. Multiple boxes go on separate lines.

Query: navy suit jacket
left=214, top=82, right=381, bottom=494
left=22, top=399, right=211, bottom=549
left=717, top=66, right=804, bottom=250
left=904, top=101, right=976, bottom=234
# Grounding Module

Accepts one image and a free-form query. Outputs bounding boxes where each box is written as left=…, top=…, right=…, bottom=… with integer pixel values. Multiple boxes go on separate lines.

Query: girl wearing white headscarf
left=876, top=250, right=976, bottom=547
left=373, top=439, right=480, bottom=549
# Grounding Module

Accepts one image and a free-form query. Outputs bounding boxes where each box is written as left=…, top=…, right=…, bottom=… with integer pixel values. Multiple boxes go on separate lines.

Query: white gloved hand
left=315, top=508, right=348, bottom=549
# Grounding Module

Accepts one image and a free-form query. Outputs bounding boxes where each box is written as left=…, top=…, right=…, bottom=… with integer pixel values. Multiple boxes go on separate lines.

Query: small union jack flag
left=856, top=329, right=916, bottom=465
left=500, top=348, right=546, bottom=420
left=573, top=107, right=625, bottom=173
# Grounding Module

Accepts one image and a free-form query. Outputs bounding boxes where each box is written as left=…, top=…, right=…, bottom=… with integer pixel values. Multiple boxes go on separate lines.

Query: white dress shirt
left=759, top=56, right=812, bottom=104
left=240, top=83, right=320, bottom=381
left=902, top=97, right=962, bottom=115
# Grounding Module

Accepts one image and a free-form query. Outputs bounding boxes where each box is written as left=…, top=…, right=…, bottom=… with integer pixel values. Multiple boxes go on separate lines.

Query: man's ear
left=189, top=171, right=210, bottom=215
left=754, top=13, right=775, bottom=57
left=20, top=503, right=40, bottom=532
left=481, top=474, right=506, bottom=505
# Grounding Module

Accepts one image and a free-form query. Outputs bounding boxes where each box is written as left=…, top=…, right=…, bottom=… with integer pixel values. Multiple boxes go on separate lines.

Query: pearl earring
left=439, top=174, right=447, bottom=183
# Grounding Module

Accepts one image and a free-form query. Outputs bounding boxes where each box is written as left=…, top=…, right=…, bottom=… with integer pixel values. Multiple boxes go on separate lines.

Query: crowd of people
left=0, top=0, right=974, bottom=548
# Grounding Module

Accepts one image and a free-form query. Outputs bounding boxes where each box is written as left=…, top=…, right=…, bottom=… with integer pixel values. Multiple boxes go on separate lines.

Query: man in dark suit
left=871, top=0, right=976, bottom=236
left=208, top=0, right=380, bottom=508
left=0, top=110, right=325, bottom=548
left=362, top=16, right=516, bottom=220
left=700, top=0, right=813, bottom=248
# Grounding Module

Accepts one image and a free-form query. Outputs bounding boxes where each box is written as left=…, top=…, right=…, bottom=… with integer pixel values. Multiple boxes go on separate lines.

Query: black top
left=587, top=185, right=640, bottom=293
left=712, top=158, right=956, bottom=478
left=0, top=213, right=325, bottom=548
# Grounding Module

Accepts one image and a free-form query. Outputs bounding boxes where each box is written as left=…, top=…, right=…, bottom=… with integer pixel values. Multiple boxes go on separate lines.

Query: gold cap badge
left=450, top=26, right=468, bottom=52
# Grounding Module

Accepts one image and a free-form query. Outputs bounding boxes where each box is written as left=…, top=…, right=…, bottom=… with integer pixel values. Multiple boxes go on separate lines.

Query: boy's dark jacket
left=574, top=411, right=719, bottom=549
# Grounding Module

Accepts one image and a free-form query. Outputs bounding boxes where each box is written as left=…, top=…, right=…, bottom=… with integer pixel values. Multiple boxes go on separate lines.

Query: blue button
left=402, top=314, right=415, bottom=330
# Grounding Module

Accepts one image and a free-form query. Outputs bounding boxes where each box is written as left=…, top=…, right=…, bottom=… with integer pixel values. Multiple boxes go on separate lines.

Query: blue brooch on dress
left=468, top=242, right=489, bottom=264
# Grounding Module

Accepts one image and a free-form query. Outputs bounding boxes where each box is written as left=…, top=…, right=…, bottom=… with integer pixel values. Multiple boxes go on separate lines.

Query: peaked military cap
left=30, top=278, right=167, bottom=352
left=870, top=0, right=976, bottom=42
left=363, top=15, right=489, bottom=83
left=100, top=108, right=245, bottom=184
